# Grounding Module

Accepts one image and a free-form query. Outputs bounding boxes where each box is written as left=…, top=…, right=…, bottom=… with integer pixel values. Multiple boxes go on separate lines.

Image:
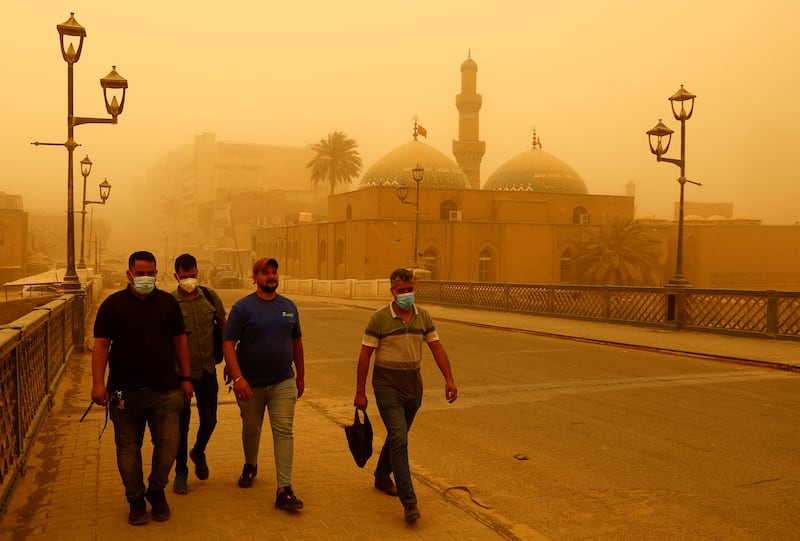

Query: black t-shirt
left=94, top=287, right=186, bottom=391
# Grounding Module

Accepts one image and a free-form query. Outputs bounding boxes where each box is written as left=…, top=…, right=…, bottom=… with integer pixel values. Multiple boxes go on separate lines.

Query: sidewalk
left=3, top=296, right=799, bottom=541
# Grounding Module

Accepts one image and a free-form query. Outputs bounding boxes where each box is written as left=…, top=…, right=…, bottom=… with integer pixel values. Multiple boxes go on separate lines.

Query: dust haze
left=3, top=0, right=799, bottom=256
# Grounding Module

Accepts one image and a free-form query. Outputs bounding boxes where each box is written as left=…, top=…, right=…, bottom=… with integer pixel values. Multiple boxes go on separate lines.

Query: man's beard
left=259, top=283, right=277, bottom=293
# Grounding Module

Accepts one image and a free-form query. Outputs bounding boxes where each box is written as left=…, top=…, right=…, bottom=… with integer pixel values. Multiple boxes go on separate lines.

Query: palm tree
left=306, top=131, right=362, bottom=195
left=572, top=215, right=662, bottom=286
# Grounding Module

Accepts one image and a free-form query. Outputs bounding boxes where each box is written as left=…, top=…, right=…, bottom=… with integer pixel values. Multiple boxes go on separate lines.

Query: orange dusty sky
left=2, top=0, right=799, bottom=230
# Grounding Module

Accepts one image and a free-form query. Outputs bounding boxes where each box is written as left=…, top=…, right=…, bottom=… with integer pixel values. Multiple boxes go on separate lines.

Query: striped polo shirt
left=362, top=302, right=440, bottom=397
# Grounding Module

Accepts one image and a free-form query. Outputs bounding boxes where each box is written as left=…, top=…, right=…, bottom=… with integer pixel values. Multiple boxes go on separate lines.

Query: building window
left=478, top=249, right=492, bottom=282
left=560, top=249, right=572, bottom=282
left=318, top=239, right=328, bottom=279
left=572, top=206, right=589, bottom=225
left=439, top=200, right=457, bottom=220
left=346, top=205, right=353, bottom=221
left=335, top=238, right=345, bottom=279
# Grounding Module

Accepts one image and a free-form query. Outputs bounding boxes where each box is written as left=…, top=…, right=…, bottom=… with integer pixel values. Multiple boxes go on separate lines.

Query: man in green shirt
left=171, top=253, right=227, bottom=494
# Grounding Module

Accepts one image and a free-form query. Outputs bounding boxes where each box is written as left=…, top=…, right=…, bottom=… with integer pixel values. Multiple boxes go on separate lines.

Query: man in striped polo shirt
left=354, top=267, right=458, bottom=524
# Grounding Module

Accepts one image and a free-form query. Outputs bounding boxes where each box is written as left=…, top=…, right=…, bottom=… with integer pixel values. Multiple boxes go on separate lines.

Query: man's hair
left=174, top=253, right=197, bottom=273
left=389, top=267, right=414, bottom=286
left=128, top=250, right=156, bottom=269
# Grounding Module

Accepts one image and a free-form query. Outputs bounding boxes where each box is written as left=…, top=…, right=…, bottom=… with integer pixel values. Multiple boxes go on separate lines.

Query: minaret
left=452, top=51, right=486, bottom=189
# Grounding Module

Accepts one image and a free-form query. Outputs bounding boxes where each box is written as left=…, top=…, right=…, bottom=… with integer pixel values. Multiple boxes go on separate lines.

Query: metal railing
left=0, top=280, right=96, bottom=515
left=414, top=281, right=800, bottom=340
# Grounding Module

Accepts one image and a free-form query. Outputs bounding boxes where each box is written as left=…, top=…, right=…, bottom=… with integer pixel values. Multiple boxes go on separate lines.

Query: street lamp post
left=647, top=85, right=701, bottom=286
left=31, top=13, right=128, bottom=290
left=396, top=163, right=425, bottom=268
left=78, top=155, right=111, bottom=269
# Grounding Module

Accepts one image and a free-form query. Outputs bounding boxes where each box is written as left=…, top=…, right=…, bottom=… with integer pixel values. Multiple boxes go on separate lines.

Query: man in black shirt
left=91, top=250, right=192, bottom=525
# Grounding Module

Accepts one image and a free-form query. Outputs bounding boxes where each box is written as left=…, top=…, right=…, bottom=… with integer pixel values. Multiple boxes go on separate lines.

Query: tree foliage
left=306, top=131, right=362, bottom=195
left=573, top=216, right=662, bottom=286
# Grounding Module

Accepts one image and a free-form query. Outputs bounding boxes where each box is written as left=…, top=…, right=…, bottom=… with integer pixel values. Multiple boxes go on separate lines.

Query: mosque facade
left=130, top=54, right=800, bottom=290
left=252, top=54, right=637, bottom=284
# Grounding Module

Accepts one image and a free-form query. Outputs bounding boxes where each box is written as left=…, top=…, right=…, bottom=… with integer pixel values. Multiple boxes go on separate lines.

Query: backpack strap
left=198, top=286, right=219, bottom=318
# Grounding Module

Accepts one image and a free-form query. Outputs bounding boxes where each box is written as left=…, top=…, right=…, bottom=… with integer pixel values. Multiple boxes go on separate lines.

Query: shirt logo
left=281, top=311, right=295, bottom=318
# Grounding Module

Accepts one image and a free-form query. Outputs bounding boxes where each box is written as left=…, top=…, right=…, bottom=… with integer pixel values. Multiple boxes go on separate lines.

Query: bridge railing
left=412, top=281, right=800, bottom=340
left=0, top=279, right=98, bottom=515
left=281, top=278, right=800, bottom=340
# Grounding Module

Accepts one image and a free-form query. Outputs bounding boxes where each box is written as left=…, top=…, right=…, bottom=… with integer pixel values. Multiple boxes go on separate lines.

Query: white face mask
left=179, top=277, right=198, bottom=293
left=132, top=276, right=156, bottom=295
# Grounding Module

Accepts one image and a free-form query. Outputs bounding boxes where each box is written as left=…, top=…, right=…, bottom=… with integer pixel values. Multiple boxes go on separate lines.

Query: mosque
left=253, top=54, right=634, bottom=283
left=138, top=54, right=800, bottom=290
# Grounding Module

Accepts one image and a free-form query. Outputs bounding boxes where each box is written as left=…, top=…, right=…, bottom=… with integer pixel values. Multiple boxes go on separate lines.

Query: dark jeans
left=109, top=388, right=184, bottom=502
left=175, top=369, right=219, bottom=476
left=374, top=390, right=422, bottom=506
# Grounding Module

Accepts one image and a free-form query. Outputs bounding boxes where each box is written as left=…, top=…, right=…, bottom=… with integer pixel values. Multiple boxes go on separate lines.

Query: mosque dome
left=359, top=139, right=471, bottom=190
left=483, top=147, right=588, bottom=194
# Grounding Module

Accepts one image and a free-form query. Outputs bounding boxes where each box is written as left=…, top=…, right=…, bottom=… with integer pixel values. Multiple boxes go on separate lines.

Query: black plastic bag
left=344, top=408, right=373, bottom=467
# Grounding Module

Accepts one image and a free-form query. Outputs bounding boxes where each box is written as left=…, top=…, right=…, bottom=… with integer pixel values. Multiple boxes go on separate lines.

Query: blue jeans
left=238, top=377, right=297, bottom=488
left=109, top=388, right=184, bottom=502
left=374, top=390, right=422, bottom=506
left=175, top=369, right=219, bottom=476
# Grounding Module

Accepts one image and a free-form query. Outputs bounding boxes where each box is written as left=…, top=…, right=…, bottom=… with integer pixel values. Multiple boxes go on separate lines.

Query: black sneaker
left=145, top=489, right=171, bottom=522
left=275, top=486, right=304, bottom=510
left=238, top=463, right=257, bottom=488
left=128, top=498, right=148, bottom=526
left=189, top=448, right=209, bottom=480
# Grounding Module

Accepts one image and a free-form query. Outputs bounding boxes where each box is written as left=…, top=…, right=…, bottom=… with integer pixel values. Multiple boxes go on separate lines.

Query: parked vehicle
left=213, top=270, right=241, bottom=289
left=18, top=284, right=61, bottom=298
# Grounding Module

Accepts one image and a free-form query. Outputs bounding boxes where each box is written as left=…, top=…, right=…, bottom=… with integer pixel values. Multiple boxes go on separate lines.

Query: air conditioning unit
left=449, top=210, right=463, bottom=221
left=579, top=213, right=591, bottom=225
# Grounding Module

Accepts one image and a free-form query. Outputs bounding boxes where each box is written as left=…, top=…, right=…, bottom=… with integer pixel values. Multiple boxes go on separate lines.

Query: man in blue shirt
left=223, top=257, right=305, bottom=511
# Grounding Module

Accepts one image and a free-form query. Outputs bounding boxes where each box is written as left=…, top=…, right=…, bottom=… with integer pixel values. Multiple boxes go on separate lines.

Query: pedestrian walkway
left=3, top=295, right=799, bottom=541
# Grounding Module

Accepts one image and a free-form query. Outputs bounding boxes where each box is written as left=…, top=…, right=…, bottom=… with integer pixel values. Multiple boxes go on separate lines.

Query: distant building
left=0, top=192, right=29, bottom=284
left=140, top=132, right=327, bottom=265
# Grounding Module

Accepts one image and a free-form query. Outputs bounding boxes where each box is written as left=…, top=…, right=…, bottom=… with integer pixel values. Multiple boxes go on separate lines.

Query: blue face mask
left=132, top=276, right=156, bottom=295
left=395, top=292, right=415, bottom=310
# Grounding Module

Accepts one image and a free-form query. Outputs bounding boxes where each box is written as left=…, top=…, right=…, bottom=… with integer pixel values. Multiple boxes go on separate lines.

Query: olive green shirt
left=172, top=287, right=225, bottom=378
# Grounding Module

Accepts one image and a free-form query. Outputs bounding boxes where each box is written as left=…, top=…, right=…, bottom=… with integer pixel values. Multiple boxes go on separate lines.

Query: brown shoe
left=128, top=498, right=148, bottom=526
left=404, top=502, right=421, bottom=523
left=145, top=489, right=171, bottom=522
left=374, top=477, right=398, bottom=496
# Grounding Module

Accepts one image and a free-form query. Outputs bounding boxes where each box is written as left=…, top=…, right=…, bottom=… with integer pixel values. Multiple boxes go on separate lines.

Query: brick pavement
left=0, top=345, right=513, bottom=541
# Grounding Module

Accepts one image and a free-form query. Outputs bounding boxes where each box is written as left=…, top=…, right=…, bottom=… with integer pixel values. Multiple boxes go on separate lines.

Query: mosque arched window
left=439, top=200, right=457, bottom=220
left=478, top=249, right=493, bottom=282
left=560, top=248, right=573, bottom=282
left=335, top=238, right=345, bottom=279
left=572, top=206, right=590, bottom=225
left=318, top=239, right=328, bottom=279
